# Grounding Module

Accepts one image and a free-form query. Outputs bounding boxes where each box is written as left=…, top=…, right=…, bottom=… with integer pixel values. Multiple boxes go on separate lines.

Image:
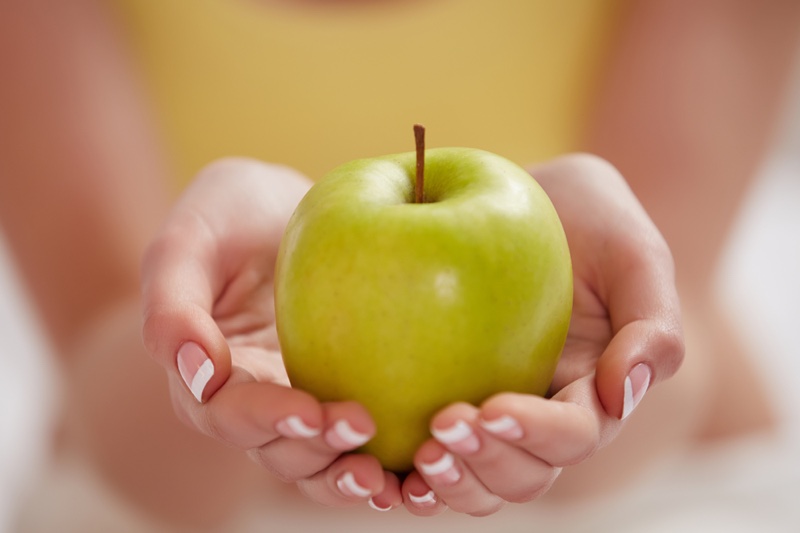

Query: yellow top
left=115, top=0, right=622, bottom=187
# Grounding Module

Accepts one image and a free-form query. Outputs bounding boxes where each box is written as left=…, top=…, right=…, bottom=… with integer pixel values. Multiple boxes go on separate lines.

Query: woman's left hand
left=394, top=154, right=684, bottom=516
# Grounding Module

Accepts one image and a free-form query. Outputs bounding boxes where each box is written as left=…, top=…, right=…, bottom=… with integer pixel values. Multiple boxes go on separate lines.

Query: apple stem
left=414, top=124, right=425, bottom=204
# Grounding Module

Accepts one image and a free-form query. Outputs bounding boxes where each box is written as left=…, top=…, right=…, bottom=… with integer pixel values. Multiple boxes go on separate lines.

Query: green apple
left=274, top=142, right=572, bottom=472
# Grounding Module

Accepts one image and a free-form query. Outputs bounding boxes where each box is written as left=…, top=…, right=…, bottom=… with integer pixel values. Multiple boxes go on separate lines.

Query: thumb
left=141, top=220, right=231, bottom=403
left=594, top=242, right=685, bottom=420
left=595, top=318, right=684, bottom=421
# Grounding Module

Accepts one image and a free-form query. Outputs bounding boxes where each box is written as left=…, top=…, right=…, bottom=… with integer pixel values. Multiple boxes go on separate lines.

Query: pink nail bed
left=479, top=414, right=524, bottom=440
left=336, top=471, right=371, bottom=498
left=432, top=420, right=480, bottom=454
left=420, top=452, right=461, bottom=485
left=176, top=341, right=214, bottom=403
left=275, top=415, right=321, bottom=438
left=622, top=363, right=652, bottom=420
left=368, top=498, right=392, bottom=512
left=408, top=490, right=436, bottom=506
left=325, top=419, right=370, bottom=449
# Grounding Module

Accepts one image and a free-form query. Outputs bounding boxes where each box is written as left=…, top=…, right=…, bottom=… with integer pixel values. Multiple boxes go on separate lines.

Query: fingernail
left=407, top=489, right=437, bottom=507
left=419, top=452, right=461, bottom=485
left=368, top=498, right=393, bottom=512
left=479, top=414, right=524, bottom=440
left=431, top=419, right=480, bottom=454
left=621, top=363, right=652, bottom=420
left=325, top=419, right=371, bottom=450
left=336, top=471, right=371, bottom=498
left=275, top=415, right=321, bottom=439
left=176, top=342, right=214, bottom=403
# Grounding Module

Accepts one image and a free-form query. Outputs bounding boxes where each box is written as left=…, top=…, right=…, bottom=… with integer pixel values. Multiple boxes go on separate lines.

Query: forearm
left=0, top=0, right=172, bottom=353
left=583, top=0, right=800, bottom=297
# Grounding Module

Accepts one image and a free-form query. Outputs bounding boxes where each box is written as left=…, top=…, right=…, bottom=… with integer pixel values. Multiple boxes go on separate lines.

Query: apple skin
left=274, top=147, right=572, bottom=472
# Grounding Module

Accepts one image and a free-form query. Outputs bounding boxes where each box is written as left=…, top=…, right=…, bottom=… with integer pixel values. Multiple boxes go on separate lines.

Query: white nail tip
left=368, top=498, right=392, bottom=512
left=621, top=368, right=651, bottom=420
left=622, top=375, right=634, bottom=420
left=189, top=359, right=214, bottom=402
left=432, top=420, right=473, bottom=444
left=479, top=415, right=519, bottom=434
left=337, top=471, right=371, bottom=498
left=408, top=490, right=436, bottom=505
left=334, top=419, right=370, bottom=447
left=284, top=415, right=321, bottom=438
left=420, top=452, right=455, bottom=476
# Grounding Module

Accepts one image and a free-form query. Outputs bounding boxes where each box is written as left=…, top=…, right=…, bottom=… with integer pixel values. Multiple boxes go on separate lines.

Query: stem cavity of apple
left=414, top=124, right=426, bottom=204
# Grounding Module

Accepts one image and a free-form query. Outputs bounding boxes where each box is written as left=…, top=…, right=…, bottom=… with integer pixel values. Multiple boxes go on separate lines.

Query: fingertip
left=141, top=300, right=231, bottom=403
left=368, top=471, right=403, bottom=512
left=430, top=403, right=481, bottom=456
left=336, top=471, right=373, bottom=499
left=415, top=440, right=461, bottom=487
left=177, top=338, right=231, bottom=403
left=176, top=341, right=215, bottom=402
left=274, top=414, right=323, bottom=439
left=595, top=320, right=684, bottom=420
left=321, top=402, right=375, bottom=451
left=621, top=362, right=652, bottom=420
left=330, top=454, right=386, bottom=502
left=402, top=471, right=446, bottom=516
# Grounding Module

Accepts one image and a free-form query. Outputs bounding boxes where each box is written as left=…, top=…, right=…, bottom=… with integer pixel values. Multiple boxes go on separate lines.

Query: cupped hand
left=141, top=158, right=399, bottom=509
left=400, top=154, right=685, bottom=517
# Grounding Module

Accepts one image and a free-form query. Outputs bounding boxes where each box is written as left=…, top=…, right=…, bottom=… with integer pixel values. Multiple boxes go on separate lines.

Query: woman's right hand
left=140, top=158, right=403, bottom=511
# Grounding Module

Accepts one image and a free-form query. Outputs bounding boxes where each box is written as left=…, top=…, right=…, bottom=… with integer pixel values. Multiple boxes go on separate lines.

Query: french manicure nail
left=176, top=341, right=214, bottom=403
left=275, top=415, right=321, bottom=439
left=407, top=490, right=436, bottom=507
left=368, top=498, right=393, bottom=512
left=325, top=419, right=371, bottom=449
left=336, top=471, right=371, bottom=498
left=479, top=414, right=524, bottom=440
left=432, top=419, right=480, bottom=454
left=621, top=363, right=652, bottom=420
left=420, top=452, right=461, bottom=485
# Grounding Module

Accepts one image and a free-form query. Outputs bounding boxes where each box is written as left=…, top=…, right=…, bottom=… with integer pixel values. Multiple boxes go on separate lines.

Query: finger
left=478, top=392, right=600, bottom=466
left=597, top=243, right=685, bottom=420
left=431, top=402, right=561, bottom=504
left=367, top=471, right=403, bottom=513
left=248, top=401, right=375, bottom=483
left=414, top=439, right=505, bottom=517
left=141, top=208, right=230, bottom=402
left=532, top=155, right=685, bottom=422
left=172, top=373, right=324, bottom=449
left=141, top=158, right=311, bottom=403
left=401, top=471, right=448, bottom=517
left=295, top=453, right=386, bottom=508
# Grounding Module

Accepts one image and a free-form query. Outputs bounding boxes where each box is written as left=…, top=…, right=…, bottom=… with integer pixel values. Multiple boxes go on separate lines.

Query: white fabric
left=0, top=234, right=59, bottom=533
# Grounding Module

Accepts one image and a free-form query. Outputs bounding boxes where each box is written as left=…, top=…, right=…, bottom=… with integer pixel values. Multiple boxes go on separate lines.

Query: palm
left=208, top=226, right=288, bottom=386
left=549, top=277, right=612, bottom=394
left=531, top=155, right=669, bottom=401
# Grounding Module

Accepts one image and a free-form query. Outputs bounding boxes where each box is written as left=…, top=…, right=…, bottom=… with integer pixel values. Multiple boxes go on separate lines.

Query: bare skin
left=2, top=0, right=798, bottom=527
left=582, top=0, right=800, bottom=447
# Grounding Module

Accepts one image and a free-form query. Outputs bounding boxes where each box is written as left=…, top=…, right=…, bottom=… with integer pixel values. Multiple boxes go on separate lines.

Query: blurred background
left=1, top=0, right=799, bottom=531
